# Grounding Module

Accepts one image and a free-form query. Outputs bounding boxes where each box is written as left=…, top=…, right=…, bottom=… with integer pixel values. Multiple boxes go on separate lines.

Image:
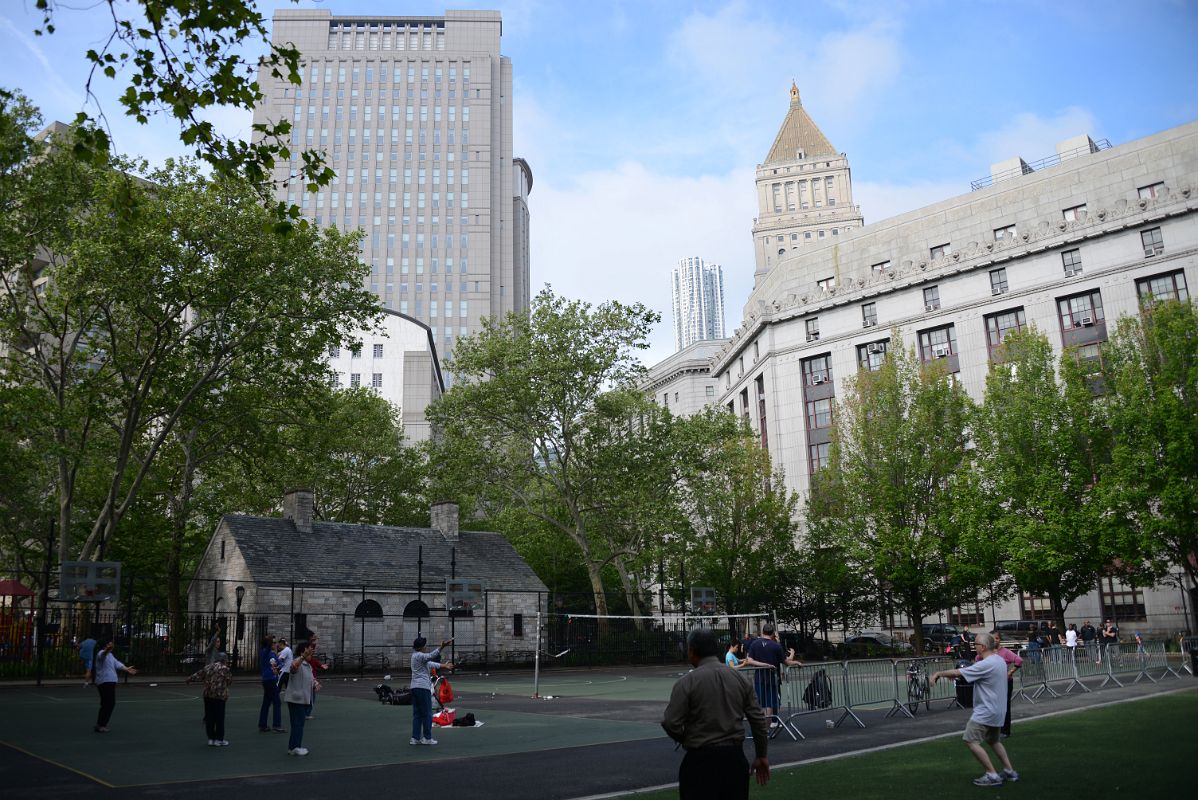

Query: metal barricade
left=780, top=663, right=853, bottom=738
left=1141, top=640, right=1178, bottom=680
left=744, top=665, right=799, bottom=741
left=842, top=658, right=898, bottom=726
left=1071, top=642, right=1106, bottom=688
left=1181, top=636, right=1198, bottom=676
left=1013, top=652, right=1042, bottom=704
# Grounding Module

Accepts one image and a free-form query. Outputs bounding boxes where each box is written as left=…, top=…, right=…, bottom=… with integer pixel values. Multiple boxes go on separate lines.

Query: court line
left=565, top=685, right=1197, bottom=800
left=0, top=740, right=116, bottom=789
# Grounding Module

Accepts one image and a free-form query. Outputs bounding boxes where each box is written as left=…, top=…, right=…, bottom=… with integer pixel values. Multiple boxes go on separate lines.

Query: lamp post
left=233, top=585, right=245, bottom=670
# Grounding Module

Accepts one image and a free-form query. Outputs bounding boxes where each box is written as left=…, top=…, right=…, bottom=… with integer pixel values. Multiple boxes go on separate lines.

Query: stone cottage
left=187, top=490, right=547, bottom=669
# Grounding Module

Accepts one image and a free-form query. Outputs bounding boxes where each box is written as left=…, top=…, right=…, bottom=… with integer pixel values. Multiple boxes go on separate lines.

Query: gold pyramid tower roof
left=763, top=82, right=838, bottom=164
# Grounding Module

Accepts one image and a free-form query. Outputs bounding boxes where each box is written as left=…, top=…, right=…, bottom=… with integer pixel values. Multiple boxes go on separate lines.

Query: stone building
left=187, top=491, right=547, bottom=668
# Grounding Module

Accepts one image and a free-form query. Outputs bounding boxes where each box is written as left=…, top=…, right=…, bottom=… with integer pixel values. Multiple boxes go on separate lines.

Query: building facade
left=752, top=83, right=864, bottom=280
left=671, top=256, right=727, bottom=351
left=711, top=116, right=1197, bottom=634
left=327, top=309, right=444, bottom=443
left=253, top=8, right=529, bottom=365
left=643, top=338, right=728, bottom=418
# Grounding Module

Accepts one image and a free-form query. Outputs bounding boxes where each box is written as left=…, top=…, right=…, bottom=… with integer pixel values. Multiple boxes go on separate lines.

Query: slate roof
left=763, top=83, right=838, bottom=164
left=216, top=515, right=547, bottom=593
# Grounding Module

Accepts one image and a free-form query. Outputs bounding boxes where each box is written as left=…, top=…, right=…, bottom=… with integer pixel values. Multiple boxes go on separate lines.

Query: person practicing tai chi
left=409, top=636, right=454, bottom=746
left=92, top=639, right=137, bottom=733
left=662, top=627, right=770, bottom=800
left=932, top=632, right=1018, bottom=787
left=187, top=651, right=233, bottom=746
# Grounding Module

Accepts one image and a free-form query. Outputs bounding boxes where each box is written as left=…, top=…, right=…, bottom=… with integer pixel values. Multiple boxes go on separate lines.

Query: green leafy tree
left=32, top=0, right=330, bottom=219
left=1099, top=300, right=1198, bottom=593
left=427, top=288, right=659, bottom=618
left=805, top=337, right=977, bottom=654
left=972, top=329, right=1110, bottom=630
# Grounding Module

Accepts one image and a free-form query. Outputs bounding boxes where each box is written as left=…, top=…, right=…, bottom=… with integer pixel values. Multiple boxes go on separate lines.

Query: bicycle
left=905, top=661, right=932, bottom=714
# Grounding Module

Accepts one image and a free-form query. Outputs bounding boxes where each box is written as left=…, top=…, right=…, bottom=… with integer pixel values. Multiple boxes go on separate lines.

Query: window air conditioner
left=812, top=374, right=825, bottom=385
left=992, top=288, right=1003, bottom=296
left=863, top=319, right=875, bottom=328
left=1144, top=245, right=1163, bottom=257
left=867, top=343, right=885, bottom=355
left=807, top=333, right=820, bottom=342
left=1079, top=316, right=1094, bottom=327
left=933, top=346, right=949, bottom=358
left=925, top=303, right=938, bottom=312
left=1064, top=269, right=1080, bottom=277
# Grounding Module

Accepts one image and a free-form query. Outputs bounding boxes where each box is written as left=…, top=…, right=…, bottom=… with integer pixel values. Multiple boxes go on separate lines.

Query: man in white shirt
left=1065, top=624, right=1078, bottom=651
left=275, top=638, right=294, bottom=689
left=933, top=632, right=1018, bottom=787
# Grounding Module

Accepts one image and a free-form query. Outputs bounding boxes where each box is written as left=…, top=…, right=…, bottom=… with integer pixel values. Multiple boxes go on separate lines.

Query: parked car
left=993, top=619, right=1050, bottom=641
left=920, top=624, right=976, bottom=653
left=842, top=633, right=913, bottom=658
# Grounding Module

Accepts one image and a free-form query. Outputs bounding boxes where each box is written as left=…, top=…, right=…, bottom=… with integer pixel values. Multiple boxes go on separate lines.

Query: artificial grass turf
left=629, top=688, right=1198, bottom=799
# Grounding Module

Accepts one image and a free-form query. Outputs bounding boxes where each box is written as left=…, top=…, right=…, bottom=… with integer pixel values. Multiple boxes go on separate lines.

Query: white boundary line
left=566, top=685, right=1196, bottom=800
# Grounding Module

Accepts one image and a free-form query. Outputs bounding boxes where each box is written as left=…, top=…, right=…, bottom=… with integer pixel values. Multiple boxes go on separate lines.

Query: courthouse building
left=656, top=87, right=1197, bottom=632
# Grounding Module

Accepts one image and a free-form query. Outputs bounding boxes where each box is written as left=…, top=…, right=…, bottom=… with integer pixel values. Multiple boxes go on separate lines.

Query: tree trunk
left=909, top=590, right=925, bottom=655
left=612, top=555, right=646, bottom=631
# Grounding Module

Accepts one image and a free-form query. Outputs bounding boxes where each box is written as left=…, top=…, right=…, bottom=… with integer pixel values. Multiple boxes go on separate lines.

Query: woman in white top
left=92, top=640, right=137, bottom=733
left=282, top=641, right=317, bottom=755
left=1065, top=624, right=1078, bottom=650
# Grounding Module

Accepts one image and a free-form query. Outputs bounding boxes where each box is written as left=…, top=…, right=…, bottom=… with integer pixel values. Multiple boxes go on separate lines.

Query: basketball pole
left=532, top=610, right=542, bottom=698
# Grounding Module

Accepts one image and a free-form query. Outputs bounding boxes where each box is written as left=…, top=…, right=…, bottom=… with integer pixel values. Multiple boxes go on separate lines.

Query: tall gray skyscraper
left=671, top=256, right=726, bottom=351
left=254, top=9, right=529, bottom=362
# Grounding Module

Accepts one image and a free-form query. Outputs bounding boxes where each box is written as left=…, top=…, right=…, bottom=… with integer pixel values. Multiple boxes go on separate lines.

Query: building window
left=984, top=307, right=1027, bottom=357
left=923, top=286, right=940, bottom=311
left=929, top=243, right=950, bottom=260
left=989, top=268, right=1009, bottom=295
left=806, top=398, right=833, bottom=430
left=871, top=260, right=890, bottom=274
left=350, top=373, right=361, bottom=388
left=1099, top=577, right=1146, bottom=621
left=372, top=373, right=383, bottom=388
left=918, top=324, right=957, bottom=362
left=1063, top=204, right=1087, bottom=222
left=513, top=613, right=523, bottom=637
left=1062, top=248, right=1083, bottom=276
left=373, top=343, right=384, bottom=358
left=705, top=385, right=715, bottom=397
left=756, top=374, right=768, bottom=451
left=1136, top=270, right=1188, bottom=304
left=350, top=344, right=361, bottom=358
left=329, top=345, right=340, bottom=358
left=857, top=340, right=888, bottom=372
left=1137, top=182, right=1164, bottom=200
left=1140, top=227, right=1164, bottom=257
left=949, top=600, right=985, bottom=626
left=1019, top=591, right=1054, bottom=621
left=809, top=442, right=831, bottom=472
left=805, top=318, right=820, bottom=342
left=861, top=302, right=878, bottom=328
left=993, top=224, right=1016, bottom=241
left=740, top=387, right=750, bottom=426
left=1057, top=289, right=1105, bottom=331
left=802, top=354, right=832, bottom=386
left=817, top=276, right=835, bottom=292
left=220, top=540, right=225, bottom=561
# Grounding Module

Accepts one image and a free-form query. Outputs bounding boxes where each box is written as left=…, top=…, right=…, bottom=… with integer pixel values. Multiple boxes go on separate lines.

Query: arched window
left=354, top=599, right=383, bottom=619
left=402, top=599, right=430, bottom=618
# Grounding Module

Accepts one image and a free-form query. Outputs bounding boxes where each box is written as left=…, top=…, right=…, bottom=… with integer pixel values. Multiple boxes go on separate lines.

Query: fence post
left=35, top=518, right=54, bottom=688
left=533, top=609, right=542, bottom=698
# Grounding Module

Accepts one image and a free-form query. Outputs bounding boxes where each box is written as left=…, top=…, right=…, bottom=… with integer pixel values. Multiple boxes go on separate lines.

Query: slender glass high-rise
left=253, top=9, right=529, bottom=363
left=671, top=257, right=726, bottom=351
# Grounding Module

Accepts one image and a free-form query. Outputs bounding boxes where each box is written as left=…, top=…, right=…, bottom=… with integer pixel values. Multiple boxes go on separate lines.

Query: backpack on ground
left=803, top=669, right=833, bottom=710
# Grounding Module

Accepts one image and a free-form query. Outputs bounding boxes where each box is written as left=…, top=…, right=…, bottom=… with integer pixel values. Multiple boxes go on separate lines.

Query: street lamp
left=233, top=585, right=245, bottom=669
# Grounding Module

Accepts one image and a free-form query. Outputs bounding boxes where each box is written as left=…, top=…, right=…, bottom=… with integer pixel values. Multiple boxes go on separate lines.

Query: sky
left=2, top=0, right=1197, bottom=366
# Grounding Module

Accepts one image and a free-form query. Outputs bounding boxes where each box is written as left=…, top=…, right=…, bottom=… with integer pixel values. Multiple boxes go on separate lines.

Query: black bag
left=803, top=669, right=833, bottom=710
left=392, top=688, right=413, bottom=706
left=451, top=712, right=477, bottom=727
left=954, top=660, right=974, bottom=707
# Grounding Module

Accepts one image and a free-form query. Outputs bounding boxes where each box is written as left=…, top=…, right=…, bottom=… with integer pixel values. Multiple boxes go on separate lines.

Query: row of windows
left=804, top=227, right=1169, bottom=341
left=301, top=63, right=468, bottom=84
left=297, top=190, right=470, bottom=212
left=288, top=85, right=481, bottom=102
left=770, top=227, right=845, bottom=254
left=769, top=176, right=838, bottom=213
left=332, top=372, right=385, bottom=389
left=323, top=28, right=447, bottom=52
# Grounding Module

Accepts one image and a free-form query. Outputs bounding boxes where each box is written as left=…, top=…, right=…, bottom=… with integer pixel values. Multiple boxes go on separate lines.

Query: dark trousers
left=259, top=680, right=282, bottom=729
left=1002, top=678, right=1013, bottom=736
left=287, top=702, right=307, bottom=751
left=204, top=697, right=226, bottom=741
left=679, top=744, right=750, bottom=800
left=96, top=682, right=116, bottom=728
left=411, top=687, right=432, bottom=740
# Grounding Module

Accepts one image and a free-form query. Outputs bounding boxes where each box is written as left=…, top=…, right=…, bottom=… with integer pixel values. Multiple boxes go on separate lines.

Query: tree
left=32, top=0, right=330, bottom=220
left=1099, top=300, right=1198, bottom=595
left=0, top=103, right=380, bottom=567
left=805, top=337, right=978, bottom=654
left=669, top=410, right=800, bottom=619
left=971, top=329, right=1110, bottom=631
left=426, top=288, right=659, bottom=618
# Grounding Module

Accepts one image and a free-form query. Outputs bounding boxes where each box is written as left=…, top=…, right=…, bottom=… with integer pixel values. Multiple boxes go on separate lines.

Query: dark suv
left=993, top=620, right=1050, bottom=641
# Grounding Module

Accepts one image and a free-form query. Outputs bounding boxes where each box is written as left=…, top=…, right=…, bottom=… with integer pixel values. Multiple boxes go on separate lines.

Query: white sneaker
left=420, top=738, right=438, bottom=745
left=208, top=739, right=217, bottom=747
left=218, top=740, right=229, bottom=746
left=410, top=737, right=421, bottom=745
left=1002, top=769, right=1019, bottom=782
left=294, top=747, right=309, bottom=756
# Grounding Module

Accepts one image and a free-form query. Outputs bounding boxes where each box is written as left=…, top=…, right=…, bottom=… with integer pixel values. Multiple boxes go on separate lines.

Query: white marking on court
left=564, top=685, right=1197, bottom=800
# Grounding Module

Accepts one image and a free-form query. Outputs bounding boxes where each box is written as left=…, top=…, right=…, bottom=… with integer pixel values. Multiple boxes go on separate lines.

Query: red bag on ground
left=432, top=708, right=456, bottom=726
left=437, top=677, right=455, bottom=705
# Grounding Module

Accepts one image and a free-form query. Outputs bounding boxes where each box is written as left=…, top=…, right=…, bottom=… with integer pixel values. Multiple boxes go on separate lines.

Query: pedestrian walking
left=257, top=634, right=284, bottom=733
left=932, top=632, right=1018, bottom=787
left=283, top=640, right=317, bottom=756
left=92, top=639, right=138, bottom=733
left=662, top=627, right=770, bottom=800
left=187, top=651, right=233, bottom=746
left=409, top=636, right=454, bottom=745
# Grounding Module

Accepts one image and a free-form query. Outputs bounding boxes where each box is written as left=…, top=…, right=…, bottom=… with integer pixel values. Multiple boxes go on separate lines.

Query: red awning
left=0, top=579, right=35, bottom=597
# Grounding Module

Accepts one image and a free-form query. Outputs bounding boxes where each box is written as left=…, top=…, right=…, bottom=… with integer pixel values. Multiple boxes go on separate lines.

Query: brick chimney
left=283, top=489, right=314, bottom=534
left=431, top=501, right=459, bottom=542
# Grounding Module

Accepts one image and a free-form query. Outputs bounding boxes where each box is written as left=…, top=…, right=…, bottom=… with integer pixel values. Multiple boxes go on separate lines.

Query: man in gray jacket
left=662, top=628, right=770, bottom=799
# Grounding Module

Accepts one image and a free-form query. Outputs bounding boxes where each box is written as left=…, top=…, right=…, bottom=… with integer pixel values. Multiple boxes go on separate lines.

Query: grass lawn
left=628, top=688, right=1198, bottom=799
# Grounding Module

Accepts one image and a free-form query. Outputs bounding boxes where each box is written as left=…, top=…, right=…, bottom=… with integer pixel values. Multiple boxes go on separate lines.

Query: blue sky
left=2, top=0, right=1196, bottom=364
